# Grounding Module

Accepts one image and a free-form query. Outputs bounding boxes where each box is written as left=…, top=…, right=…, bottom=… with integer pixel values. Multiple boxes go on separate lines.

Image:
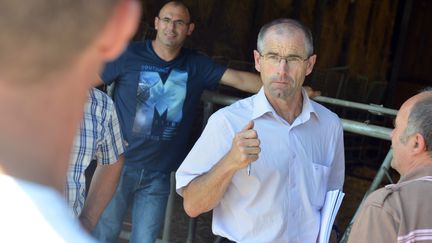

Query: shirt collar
left=251, top=87, right=319, bottom=124
left=251, top=88, right=275, bottom=120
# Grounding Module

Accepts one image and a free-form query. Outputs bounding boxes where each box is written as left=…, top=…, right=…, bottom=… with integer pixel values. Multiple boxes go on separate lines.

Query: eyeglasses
left=259, top=52, right=309, bottom=66
left=158, top=16, right=189, bottom=27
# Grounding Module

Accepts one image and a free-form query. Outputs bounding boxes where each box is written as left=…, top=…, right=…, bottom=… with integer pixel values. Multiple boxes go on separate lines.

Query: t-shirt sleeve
left=175, top=111, right=233, bottom=196
left=195, top=54, right=227, bottom=90
left=100, top=55, right=124, bottom=85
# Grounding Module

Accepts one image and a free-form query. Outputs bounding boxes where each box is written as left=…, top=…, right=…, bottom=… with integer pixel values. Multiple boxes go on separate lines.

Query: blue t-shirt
left=102, top=40, right=226, bottom=172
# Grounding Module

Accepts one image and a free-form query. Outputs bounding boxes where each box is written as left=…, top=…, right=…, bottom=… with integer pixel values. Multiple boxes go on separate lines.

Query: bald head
left=159, top=1, right=191, bottom=23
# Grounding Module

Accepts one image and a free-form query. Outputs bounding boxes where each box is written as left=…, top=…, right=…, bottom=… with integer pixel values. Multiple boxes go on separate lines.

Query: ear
left=253, top=50, right=262, bottom=73
left=154, top=16, right=159, bottom=31
left=187, top=23, right=195, bottom=35
left=96, top=0, right=141, bottom=61
left=305, top=54, right=317, bottom=76
left=412, top=133, right=427, bottom=154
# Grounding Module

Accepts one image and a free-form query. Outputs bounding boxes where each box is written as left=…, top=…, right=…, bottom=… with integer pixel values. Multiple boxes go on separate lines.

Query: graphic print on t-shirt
left=133, top=68, right=187, bottom=141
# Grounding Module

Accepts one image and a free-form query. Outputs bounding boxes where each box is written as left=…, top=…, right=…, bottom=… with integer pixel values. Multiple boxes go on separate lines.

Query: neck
left=267, top=91, right=303, bottom=124
left=400, top=154, right=432, bottom=177
left=152, top=39, right=181, bottom=61
left=0, top=69, right=91, bottom=192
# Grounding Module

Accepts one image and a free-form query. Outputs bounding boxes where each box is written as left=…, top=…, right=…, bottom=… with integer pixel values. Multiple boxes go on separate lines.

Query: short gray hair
left=400, top=87, right=432, bottom=157
left=257, top=18, right=314, bottom=56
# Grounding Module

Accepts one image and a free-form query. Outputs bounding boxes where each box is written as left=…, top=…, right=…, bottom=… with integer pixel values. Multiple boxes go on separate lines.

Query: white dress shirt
left=0, top=175, right=96, bottom=242
left=176, top=88, right=345, bottom=243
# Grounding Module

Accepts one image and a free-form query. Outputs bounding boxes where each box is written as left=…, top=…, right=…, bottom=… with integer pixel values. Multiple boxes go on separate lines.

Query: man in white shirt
left=176, top=18, right=345, bottom=243
left=0, top=0, right=140, bottom=242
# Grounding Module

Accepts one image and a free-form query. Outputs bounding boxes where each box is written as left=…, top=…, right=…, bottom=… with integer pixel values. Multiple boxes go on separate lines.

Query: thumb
left=242, top=120, right=254, bottom=131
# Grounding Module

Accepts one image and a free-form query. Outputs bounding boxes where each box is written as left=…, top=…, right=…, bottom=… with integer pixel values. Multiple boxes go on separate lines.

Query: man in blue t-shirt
left=93, top=1, right=318, bottom=242
left=93, top=2, right=262, bottom=242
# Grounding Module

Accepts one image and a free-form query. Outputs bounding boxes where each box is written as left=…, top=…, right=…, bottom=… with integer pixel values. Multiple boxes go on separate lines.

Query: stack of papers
left=318, top=190, right=345, bottom=243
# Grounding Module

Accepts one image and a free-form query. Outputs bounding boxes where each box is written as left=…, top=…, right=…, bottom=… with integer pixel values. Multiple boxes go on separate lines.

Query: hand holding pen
left=228, top=120, right=260, bottom=176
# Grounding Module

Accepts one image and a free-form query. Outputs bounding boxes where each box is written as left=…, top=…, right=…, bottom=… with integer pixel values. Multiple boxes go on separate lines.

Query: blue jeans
left=92, top=165, right=170, bottom=243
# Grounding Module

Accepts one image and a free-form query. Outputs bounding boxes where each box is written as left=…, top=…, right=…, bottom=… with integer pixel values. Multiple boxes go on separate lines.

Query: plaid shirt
left=65, top=88, right=124, bottom=215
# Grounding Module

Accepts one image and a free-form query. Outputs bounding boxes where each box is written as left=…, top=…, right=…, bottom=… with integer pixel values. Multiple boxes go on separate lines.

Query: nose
left=166, top=20, right=175, bottom=30
left=277, top=59, right=290, bottom=72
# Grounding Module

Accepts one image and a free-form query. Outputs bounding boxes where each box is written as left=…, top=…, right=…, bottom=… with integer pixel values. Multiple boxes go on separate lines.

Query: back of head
left=0, top=0, right=117, bottom=83
left=0, top=0, right=137, bottom=191
left=404, top=88, right=432, bottom=157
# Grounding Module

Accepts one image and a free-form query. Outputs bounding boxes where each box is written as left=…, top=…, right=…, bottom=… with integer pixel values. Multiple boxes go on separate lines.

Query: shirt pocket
left=307, top=162, right=331, bottom=208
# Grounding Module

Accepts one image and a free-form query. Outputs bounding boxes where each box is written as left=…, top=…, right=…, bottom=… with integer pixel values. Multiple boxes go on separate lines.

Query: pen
left=247, top=164, right=251, bottom=176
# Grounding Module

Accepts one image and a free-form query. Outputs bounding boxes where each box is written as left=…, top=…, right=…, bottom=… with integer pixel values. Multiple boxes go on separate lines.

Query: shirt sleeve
left=347, top=199, right=398, bottom=243
left=327, top=120, right=345, bottom=190
left=175, top=111, right=233, bottom=196
left=195, top=53, right=227, bottom=90
left=100, top=55, right=124, bottom=85
left=96, top=98, right=125, bottom=165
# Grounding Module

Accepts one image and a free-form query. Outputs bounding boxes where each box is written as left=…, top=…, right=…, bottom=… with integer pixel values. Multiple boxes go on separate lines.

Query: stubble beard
left=269, top=84, right=296, bottom=99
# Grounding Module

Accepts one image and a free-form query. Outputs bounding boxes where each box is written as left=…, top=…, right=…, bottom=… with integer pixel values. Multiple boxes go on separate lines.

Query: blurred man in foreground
left=0, top=0, right=140, bottom=241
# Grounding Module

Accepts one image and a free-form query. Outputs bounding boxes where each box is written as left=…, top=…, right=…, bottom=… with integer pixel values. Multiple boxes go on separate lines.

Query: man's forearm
left=182, top=154, right=239, bottom=218
left=220, top=69, right=262, bottom=93
left=182, top=120, right=260, bottom=218
left=79, top=155, right=124, bottom=231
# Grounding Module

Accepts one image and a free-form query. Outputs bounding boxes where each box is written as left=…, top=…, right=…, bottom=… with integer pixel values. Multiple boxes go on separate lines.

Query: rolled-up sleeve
left=175, top=111, right=233, bottom=196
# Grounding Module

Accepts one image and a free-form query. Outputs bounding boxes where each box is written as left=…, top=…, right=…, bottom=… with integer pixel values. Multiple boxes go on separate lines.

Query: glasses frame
left=157, top=16, right=190, bottom=28
left=259, top=52, right=310, bottom=66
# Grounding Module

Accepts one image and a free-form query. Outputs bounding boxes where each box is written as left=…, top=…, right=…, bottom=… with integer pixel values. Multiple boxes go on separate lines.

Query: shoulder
left=216, top=95, right=253, bottom=116
left=362, top=187, right=394, bottom=209
left=181, top=48, right=214, bottom=63
left=208, top=96, right=253, bottom=129
left=127, top=41, right=148, bottom=52
left=87, top=88, right=115, bottom=115
left=89, top=88, right=113, bottom=105
left=112, top=41, right=150, bottom=62
left=310, top=100, right=342, bottom=127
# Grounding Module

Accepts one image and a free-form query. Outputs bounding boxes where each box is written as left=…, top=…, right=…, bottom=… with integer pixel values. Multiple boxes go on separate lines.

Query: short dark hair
left=159, top=1, right=192, bottom=22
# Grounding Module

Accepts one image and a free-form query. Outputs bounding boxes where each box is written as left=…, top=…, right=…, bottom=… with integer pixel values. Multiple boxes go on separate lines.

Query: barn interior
left=103, top=0, right=432, bottom=242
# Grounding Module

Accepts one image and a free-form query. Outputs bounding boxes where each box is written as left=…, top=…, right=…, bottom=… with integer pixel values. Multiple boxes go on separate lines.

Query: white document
left=318, top=189, right=345, bottom=243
